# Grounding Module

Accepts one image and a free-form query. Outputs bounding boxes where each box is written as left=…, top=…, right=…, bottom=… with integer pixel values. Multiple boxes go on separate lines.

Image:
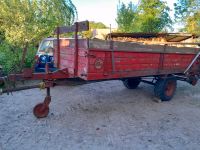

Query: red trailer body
left=53, top=38, right=200, bottom=81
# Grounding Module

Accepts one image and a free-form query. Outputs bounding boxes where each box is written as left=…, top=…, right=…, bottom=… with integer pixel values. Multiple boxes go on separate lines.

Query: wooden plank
left=54, top=21, right=89, bottom=34
left=89, top=39, right=200, bottom=54
left=53, top=39, right=88, bottom=49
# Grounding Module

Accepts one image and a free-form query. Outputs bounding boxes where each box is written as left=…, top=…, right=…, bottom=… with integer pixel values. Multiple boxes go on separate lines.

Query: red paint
left=52, top=39, right=198, bottom=81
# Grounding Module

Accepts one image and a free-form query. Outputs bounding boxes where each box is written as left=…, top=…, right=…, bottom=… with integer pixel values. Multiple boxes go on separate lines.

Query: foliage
left=0, top=0, right=77, bottom=47
left=0, top=42, right=36, bottom=74
left=82, top=21, right=108, bottom=38
left=136, top=0, right=172, bottom=32
left=116, top=2, right=137, bottom=32
left=89, top=22, right=107, bottom=29
left=0, top=0, right=77, bottom=74
left=0, top=31, right=5, bottom=44
left=116, top=0, right=172, bottom=33
left=174, top=0, right=200, bottom=33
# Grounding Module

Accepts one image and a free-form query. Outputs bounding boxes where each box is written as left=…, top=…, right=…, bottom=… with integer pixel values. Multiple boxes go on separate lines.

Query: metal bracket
left=110, top=40, right=115, bottom=73
left=157, top=44, right=167, bottom=74
left=184, top=51, right=200, bottom=74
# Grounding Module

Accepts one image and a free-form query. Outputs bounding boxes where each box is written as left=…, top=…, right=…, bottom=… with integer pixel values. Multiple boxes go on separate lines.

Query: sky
left=72, top=0, right=176, bottom=28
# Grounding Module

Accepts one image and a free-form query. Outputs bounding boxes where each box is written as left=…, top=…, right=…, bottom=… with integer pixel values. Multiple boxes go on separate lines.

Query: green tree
left=116, top=2, right=137, bottom=32
left=136, top=0, right=172, bottom=32
left=82, top=21, right=107, bottom=38
left=116, top=0, right=172, bottom=33
left=89, top=22, right=107, bottom=29
left=174, top=0, right=200, bottom=33
left=0, top=0, right=77, bottom=72
left=0, top=0, right=77, bottom=47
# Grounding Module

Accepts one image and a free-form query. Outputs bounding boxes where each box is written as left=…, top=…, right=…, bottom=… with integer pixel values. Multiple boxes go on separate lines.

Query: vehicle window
left=39, top=40, right=53, bottom=51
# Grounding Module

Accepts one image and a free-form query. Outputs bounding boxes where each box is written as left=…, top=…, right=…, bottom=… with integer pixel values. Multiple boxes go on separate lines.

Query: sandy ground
left=1, top=80, right=200, bottom=150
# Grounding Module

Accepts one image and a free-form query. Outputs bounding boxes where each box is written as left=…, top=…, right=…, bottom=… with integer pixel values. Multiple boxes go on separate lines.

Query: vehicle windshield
left=39, top=40, right=54, bottom=53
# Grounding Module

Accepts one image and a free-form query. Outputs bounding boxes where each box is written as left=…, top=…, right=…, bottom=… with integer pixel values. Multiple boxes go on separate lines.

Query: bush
left=0, top=42, right=36, bottom=75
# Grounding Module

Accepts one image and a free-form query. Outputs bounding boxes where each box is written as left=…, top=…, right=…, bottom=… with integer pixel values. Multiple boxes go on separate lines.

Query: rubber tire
left=154, top=78, right=177, bottom=101
left=123, top=78, right=141, bottom=89
left=0, top=81, right=4, bottom=88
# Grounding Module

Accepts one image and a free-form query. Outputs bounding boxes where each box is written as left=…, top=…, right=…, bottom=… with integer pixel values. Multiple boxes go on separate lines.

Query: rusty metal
left=109, top=23, right=115, bottom=73
left=0, top=81, right=53, bottom=95
left=157, top=44, right=167, bottom=74
left=44, top=80, right=54, bottom=88
left=33, top=103, right=49, bottom=118
left=2, top=85, right=39, bottom=94
left=191, top=79, right=198, bottom=86
left=44, top=87, right=51, bottom=106
left=74, top=22, right=79, bottom=76
left=184, top=51, right=200, bottom=74
left=23, top=68, right=33, bottom=78
left=6, top=68, right=69, bottom=81
left=110, top=40, right=115, bottom=73
left=165, top=80, right=176, bottom=97
left=57, top=27, right=60, bottom=68
left=33, top=87, right=51, bottom=118
left=187, top=75, right=199, bottom=86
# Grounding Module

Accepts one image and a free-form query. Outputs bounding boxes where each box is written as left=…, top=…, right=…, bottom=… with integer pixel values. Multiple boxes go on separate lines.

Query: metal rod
left=74, top=22, right=79, bottom=76
left=184, top=51, right=200, bottom=74
left=141, top=80, right=155, bottom=85
left=157, top=45, right=166, bottom=73
left=57, top=27, right=60, bottom=68
left=2, top=85, right=39, bottom=94
left=47, top=87, right=50, bottom=97
left=110, top=24, right=115, bottom=73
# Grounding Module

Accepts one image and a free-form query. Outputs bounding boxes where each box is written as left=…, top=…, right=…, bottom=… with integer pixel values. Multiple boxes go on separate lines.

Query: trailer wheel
left=33, top=103, right=49, bottom=118
left=0, top=81, right=4, bottom=88
left=154, top=78, right=177, bottom=101
left=123, top=78, right=141, bottom=89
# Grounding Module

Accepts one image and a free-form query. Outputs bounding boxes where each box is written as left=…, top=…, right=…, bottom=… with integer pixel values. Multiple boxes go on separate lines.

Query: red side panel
left=53, top=39, right=89, bottom=78
left=53, top=39, right=198, bottom=81
left=54, top=43, right=75, bottom=75
left=86, top=49, right=195, bottom=80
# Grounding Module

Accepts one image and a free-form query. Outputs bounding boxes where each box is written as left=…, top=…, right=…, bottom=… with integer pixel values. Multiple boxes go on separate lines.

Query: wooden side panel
left=89, top=39, right=200, bottom=54
left=53, top=39, right=89, bottom=76
left=86, top=49, right=196, bottom=80
left=77, top=48, right=89, bottom=80
left=54, top=46, right=75, bottom=75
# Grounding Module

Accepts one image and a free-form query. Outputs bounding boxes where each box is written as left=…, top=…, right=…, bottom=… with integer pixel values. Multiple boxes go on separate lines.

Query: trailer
left=1, top=21, right=200, bottom=118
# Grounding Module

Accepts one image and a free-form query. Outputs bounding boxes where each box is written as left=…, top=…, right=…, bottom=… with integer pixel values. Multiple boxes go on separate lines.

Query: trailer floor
left=1, top=80, right=200, bottom=150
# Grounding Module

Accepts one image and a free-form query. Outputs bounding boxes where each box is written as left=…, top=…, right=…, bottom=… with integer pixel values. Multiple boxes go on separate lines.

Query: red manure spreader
left=1, top=21, right=200, bottom=118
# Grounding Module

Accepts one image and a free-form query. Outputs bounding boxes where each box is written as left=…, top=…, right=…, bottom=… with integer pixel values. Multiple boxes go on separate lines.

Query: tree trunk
left=20, top=42, right=28, bottom=70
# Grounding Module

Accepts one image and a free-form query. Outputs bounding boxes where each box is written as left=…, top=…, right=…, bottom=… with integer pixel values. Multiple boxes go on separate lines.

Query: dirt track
left=1, top=80, right=200, bottom=150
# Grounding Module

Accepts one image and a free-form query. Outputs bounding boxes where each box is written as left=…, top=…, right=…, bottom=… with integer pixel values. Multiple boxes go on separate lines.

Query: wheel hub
left=165, top=81, right=176, bottom=97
